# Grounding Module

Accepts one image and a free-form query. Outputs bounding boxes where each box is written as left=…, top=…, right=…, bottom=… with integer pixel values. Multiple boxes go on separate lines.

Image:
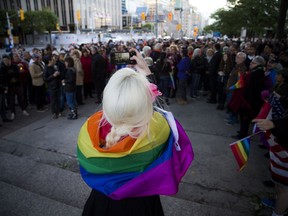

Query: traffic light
left=56, top=23, right=60, bottom=30
left=168, top=12, right=173, bottom=22
left=141, top=12, right=145, bottom=21
left=193, top=27, right=198, bottom=37
left=176, top=24, right=182, bottom=31
left=76, top=10, right=81, bottom=21
left=20, top=9, right=24, bottom=21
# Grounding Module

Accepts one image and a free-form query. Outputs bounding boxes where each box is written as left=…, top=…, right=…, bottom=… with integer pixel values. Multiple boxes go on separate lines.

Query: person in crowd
left=43, top=56, right=62, bottom=119
left=29, top=53, right=47, bottom=112
left=253, top=96, right=288, bottom=216
left=199, top=48, right=214, bottom=97
left=244, top=43, right=256, bottom=68
left=0, top=56, right=12, bottom=124
left=1, top=55, right=29, bottom=120
left=71, top=49, right=84, bottom=105
left=187, top=46, right=194, bottom=59
left=264, top=54, right=280, bottom=92
left=150, top=43, right=162, bottom=62
left=216, top=52, right=234, bottom=110
left=91, top=46, right=107, bottom=104
left=207, top=43, right=222, bottom=104
left=167, top=44, right=181, bottom=98
left=141, top=46, right=152, bottom=58
left=55, top=50, right=67, bottom=113
left=226, top=52, right=247, bottom=125
left=190, top=48, right=206, bottom=99
left=273, top=69, right=288, bottom=108
left=155, top=52, right=172, bottom=105
left=176, top=48, right=191, bottom=105
left=234, top=56, right=266, bottom=139
left=261, top=44, right=273, bottom=63
left=77, top=49, right=193, bottom=216
left=12, top=53, right=30, bottom=107
left=63, top=56, right=77, bottom=120
left=80, top=49, right=93, bottom=99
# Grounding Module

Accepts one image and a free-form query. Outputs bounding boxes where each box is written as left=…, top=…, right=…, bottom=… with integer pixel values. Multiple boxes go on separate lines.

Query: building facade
left=0, top=0, right=122, bottom=31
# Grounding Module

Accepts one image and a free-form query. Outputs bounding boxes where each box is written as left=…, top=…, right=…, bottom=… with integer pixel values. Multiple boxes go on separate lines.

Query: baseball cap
left=52, top=50, right=59, bottom=56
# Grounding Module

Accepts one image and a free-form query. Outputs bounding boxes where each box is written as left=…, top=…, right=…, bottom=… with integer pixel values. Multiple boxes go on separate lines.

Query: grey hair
left=253, top=55, right=266, bottom=66
left=223, top=46, right=229, bottom=54
left=192, top=48, right=201, bottom=59
left=142, top=46, right=151, bottom=57
left=237, top=52, right=247, bottom=60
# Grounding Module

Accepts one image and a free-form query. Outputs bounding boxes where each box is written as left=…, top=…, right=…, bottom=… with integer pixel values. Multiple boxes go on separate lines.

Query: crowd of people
left=0, top=37, right=288, bottom=215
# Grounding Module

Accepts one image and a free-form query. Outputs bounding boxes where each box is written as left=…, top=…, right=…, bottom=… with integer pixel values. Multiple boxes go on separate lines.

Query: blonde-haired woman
left=71, top=49, right=84, bottom=105
left=77, top=50, right=193, bottom=216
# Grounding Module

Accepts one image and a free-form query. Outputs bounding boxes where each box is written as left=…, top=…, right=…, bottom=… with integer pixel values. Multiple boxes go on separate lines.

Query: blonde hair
left=102, top=68, right=154, bottom=148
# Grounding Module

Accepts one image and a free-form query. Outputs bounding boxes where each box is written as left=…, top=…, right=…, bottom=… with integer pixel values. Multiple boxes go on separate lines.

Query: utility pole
left=155, top=0, right=158, bottom=38
left=6, top=12, right=14, bottom=49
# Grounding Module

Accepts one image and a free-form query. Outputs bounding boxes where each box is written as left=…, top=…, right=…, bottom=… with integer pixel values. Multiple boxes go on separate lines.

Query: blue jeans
left=190, top=73, right=200, bottom=97
left=65, top=92, right=76, bottom=110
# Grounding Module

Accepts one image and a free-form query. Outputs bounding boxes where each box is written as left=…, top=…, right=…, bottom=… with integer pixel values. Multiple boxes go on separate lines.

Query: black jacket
left=0, top=64, right=21, bottom=86
left=243, top=65, right=265, bottom=114
left=91, top=53, right=107, bottom=80
left=209, top=51, right=222, bottom=77
left=44, top=65, right=61, bottom=91
left=64, top=67, right=76, bottom=93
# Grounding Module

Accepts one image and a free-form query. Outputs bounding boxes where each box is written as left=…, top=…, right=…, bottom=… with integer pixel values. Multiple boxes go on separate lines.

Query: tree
left=40, top=9, right=58, bottom=44
left=208, top=0, right=279, bottom=39
left=276, top=0, right=288, bottom=39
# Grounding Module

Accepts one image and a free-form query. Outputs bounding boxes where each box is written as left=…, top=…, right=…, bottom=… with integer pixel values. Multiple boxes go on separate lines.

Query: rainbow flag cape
left=77, top=110, right=193, bottom=200
left=230, top=137, right=250, bottom=171
left=229, top=72, right=244, bottom=90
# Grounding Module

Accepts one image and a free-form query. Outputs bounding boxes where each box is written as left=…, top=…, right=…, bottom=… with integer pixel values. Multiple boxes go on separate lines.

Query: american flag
left=269, top=93, right=285, bottom=119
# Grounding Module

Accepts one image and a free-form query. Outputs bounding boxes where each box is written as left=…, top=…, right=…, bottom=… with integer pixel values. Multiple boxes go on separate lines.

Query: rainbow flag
left=229, top=72, right=244, bottom=90
left=77, top=110, right=193, bottom=200
left=230, top=137, right=250, bottom=171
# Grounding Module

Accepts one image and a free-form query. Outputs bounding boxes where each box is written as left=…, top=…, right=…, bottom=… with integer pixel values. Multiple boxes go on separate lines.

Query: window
left=53, top=0, right=59, bottom=16
left=26, top=0, right=31, bottom=11
left=34, top=0, right=38, bottom=10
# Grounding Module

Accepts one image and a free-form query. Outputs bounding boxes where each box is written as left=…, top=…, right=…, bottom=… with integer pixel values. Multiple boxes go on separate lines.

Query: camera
left=110, top=51, right=136, bottom=65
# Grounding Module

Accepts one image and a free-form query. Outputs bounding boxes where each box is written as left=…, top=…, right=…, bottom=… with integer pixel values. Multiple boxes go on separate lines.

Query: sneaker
left=10, top=113, right=15, bottom=120
left=22, top=110, right=30, bottom=116
left=261, top=198, right=275, bottom=209
left=37, top=108, right=46, bottom=112
left=52, top=113, right=58, bottom=119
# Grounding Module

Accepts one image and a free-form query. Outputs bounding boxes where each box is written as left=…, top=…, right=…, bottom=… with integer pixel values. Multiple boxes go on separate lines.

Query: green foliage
left=208, top=0, right=279, bottom=38
left=1, top=9, right=58, bottom=35
left=0, top=10, right=19, bottom=35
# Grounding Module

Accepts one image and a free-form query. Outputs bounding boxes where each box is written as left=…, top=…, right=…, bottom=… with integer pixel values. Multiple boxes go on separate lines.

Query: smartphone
left=110, top=51, right=136, bottom=65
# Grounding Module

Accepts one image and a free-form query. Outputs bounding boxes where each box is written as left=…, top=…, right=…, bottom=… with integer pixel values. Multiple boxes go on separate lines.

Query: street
left=0, top=95, right=273, bottom=216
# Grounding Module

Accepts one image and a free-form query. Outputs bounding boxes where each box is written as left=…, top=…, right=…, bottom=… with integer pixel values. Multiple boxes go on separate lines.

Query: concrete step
left=0, top=181, right=82, bottom=216
left=0, top=151, right=90, bottom=209
left=161, top=195, right=247, bottom=216
left=0, top=150, right=270, bottom=216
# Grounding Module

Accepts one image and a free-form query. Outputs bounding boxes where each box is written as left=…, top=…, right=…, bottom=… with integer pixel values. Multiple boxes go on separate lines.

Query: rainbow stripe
left=229, top=73, right=244, bottom=90
left=230, top=137, right=250, bottom=171
left=77, top=111, right=193, bottom=199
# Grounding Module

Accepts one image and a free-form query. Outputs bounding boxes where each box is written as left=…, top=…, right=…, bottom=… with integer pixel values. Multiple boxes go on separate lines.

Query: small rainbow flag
left=229, top=73, right=244, bottom=90
left=230, top=137, right=250, bottom=171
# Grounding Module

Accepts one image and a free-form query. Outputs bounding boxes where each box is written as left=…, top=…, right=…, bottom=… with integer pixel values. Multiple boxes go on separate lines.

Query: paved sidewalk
left=0, top=96, right=274, bottom=216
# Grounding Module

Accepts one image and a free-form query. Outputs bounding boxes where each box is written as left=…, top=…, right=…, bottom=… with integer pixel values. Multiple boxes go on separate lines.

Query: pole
left=155, top=0, right=158, bottom=38
left=6, top=12, right=14, bottom=48
left=130, top=14, right=133, bottom=38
